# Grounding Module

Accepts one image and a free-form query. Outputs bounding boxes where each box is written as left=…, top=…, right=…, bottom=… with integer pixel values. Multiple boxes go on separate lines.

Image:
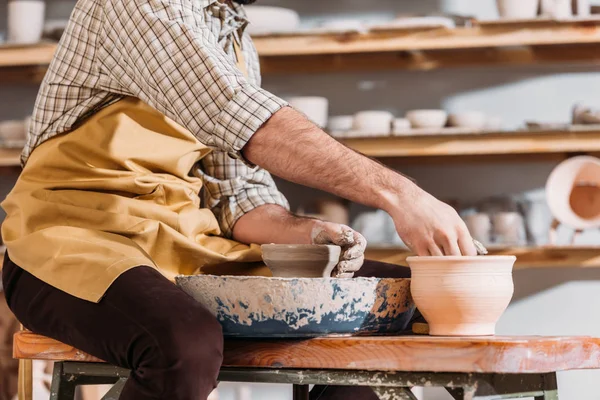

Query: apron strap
left=233, top=38, right=249, bottom=79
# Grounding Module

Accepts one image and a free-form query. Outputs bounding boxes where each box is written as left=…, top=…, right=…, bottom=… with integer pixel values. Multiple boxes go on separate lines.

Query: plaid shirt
left=25, top=0, right=290, bottom=237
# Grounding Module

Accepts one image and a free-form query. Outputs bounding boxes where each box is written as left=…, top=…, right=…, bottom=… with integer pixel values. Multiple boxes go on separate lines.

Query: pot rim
left=406, top=255, right=516, bottom=262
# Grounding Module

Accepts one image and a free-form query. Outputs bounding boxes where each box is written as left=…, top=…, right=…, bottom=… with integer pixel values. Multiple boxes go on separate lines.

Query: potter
left=2, top=0, right=480, bottom=398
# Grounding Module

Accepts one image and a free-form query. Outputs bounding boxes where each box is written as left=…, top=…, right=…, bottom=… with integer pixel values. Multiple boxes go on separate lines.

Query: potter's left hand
left=311, top=220, right=367, bottom=278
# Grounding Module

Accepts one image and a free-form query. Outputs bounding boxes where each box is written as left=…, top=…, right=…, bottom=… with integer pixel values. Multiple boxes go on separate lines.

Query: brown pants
left=2, top=252, right=411, bottom=400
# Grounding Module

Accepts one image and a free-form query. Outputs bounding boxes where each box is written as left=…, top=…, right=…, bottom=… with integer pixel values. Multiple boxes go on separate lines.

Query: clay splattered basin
left=406, top=256, right=516, bottom=336
left=176, top=275, right=415, bottom=337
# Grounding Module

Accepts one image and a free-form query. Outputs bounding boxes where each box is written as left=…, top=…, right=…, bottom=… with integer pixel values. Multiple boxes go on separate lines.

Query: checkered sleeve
left=194, top=151, right=290, bottom=238
left=99, top=0, right=287, bottom=163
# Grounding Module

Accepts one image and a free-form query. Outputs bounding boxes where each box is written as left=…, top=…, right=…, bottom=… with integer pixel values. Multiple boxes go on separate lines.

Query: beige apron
left=1, top=97, right=270, bottom=303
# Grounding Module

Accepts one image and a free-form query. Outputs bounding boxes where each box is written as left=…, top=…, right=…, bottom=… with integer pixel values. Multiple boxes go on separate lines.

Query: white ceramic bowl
left=496, top=0, right=539, bottom=19
left=0, top=120, right=27, bottom=141
left=352, top=111, right=393, bottom=135
left=327, top=115, right=354, bottom=133
left=8, top=0, right=45, bottom=44
left=319, top=19, right=365, bottom=32
left=407, top=255, right=516, bottom=336
left=392, top=118, right=411, bottom=135
left=546, top=156, right=600, bottom=230
left=287, top=97, right=329, bottom=127
left=448, top=112, right=487, bottom=129
left=244, top=6, right=300, bottom=36
left=406, top=110, right=447, bottom=129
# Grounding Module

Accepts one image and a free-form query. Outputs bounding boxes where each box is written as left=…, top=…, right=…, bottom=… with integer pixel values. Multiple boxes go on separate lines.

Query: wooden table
left=14, top=332, right=600, bottom=399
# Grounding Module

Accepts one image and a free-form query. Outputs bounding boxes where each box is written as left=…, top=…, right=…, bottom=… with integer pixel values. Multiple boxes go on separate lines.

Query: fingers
left=332, top=256, right=364, bottom=278
left=341, top=231, right=367, bottom=260
left=458, top=231, right=478, bottom=256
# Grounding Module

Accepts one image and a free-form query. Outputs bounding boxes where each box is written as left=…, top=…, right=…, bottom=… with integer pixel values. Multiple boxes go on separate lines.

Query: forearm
left=242, top=107, right=416, bottom=218
left=232, top=204, right=315, bottom=245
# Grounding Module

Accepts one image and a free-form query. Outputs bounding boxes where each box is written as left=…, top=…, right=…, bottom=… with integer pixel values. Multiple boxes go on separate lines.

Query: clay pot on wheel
left=407, top=256, right=516, bottom=336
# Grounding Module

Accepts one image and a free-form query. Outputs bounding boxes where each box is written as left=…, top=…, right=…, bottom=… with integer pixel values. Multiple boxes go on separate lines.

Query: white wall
left=2, top=0, right=600, bottom=399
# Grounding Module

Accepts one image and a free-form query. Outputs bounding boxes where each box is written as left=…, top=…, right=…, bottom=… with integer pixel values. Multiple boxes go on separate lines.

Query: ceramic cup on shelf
left=352, top=111, right=394, bottom=136
left=492, top=212, right=526, bottom=246
left=244, top=6, right=300, bottom=36
left=516, top=189, right=553, bottom=246
left=448, top=112, right=487, bottom=130
left=327, top=115, right=354, bottom=135
left=405, top=110, right=447, bottom=129
left=287, top=97, right=329, bottom=128
left=496, top=0, right=539, bottom=19
left=540, top=0, right=573, bottom=18
left=465, top=213, right=492, bottom=246
left=392, top=118, right=411, bottom=135
left=0, top=120, right=27, bottom=142
left=8, top=0, right=46, bottom=44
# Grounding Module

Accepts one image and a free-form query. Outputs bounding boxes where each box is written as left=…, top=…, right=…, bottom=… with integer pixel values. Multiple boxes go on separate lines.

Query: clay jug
left=407, top=256, right=516, bottom=336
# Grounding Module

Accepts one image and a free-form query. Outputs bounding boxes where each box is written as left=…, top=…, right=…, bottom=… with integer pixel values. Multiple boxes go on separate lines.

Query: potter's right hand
left=389, top=185, right=477, bottom=256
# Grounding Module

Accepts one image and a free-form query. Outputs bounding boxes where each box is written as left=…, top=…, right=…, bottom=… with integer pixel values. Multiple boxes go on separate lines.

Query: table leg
left=49, top=362, right=76, bottom=400
left=293, top=384, right=309, bottom=400
left=535, top=372, right=559, bottom=400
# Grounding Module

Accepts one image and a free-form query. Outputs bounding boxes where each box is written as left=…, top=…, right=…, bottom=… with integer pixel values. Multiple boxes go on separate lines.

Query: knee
left=162, top=312, right=224, bottom=373
left=140, top=308, right=224, bottom=379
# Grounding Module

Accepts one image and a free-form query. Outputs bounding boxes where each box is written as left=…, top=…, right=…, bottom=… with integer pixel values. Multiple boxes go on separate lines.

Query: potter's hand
left=390, top=186, right=477, bottom=256
left=311, top=221, right=366, bottom=278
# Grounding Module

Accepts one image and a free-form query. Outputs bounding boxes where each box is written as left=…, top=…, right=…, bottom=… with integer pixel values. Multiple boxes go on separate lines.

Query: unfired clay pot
left=407, top=256, right=516, bottom=336
left=352, top=111, right=394, bottom=135
left=261, top=244, right=341, bottom=278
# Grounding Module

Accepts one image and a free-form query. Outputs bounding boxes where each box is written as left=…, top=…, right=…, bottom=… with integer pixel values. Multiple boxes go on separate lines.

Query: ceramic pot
left=496, top=0, right=539, bottom=19
left=405, top=110, right=447, bottom=129
left=176, top=275, right=415, bottom=337
left=448, top=112, right=487, bottom=129
left=392, top=118, right=411, bottom=135
left=244, top=6, right=300, bottom=36
left=546, top=156, right=600, bottom=230
left=8, top=0, right=46, bottom=44
left=573, top=0, right=590, bottom=16
left=352, top=111, right=394, bottom=135
left=327, top=115, right=354, bottom=133
left=287, top=97, right=329, bottom=128
left=464, top=213, right=492, bottom=245
left=517, top=189, right=553, bottom=246
left=492, top=212, right=526, bottom=245
left=540, top=0, right=572, bottom=18
left=407, top=256, right=516, bottom=336
left=261, top=244, right=341, bottom=278
left=0, top=120, right=27, bottom=141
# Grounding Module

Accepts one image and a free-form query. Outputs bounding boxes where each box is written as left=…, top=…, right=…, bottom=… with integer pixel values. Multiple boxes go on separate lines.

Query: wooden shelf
left=340, top=129, right=600, bottom=160
left=1, top=128, right=599, bottom=168
left=0, top=148, right=21, bottom=167
left=255, top=18, right=600, bottom=73
left=3, top=19, right=600, bottom=78
left=365, top=246, right=600, bottom=269
left=0, top=42, right=56, bottom=68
